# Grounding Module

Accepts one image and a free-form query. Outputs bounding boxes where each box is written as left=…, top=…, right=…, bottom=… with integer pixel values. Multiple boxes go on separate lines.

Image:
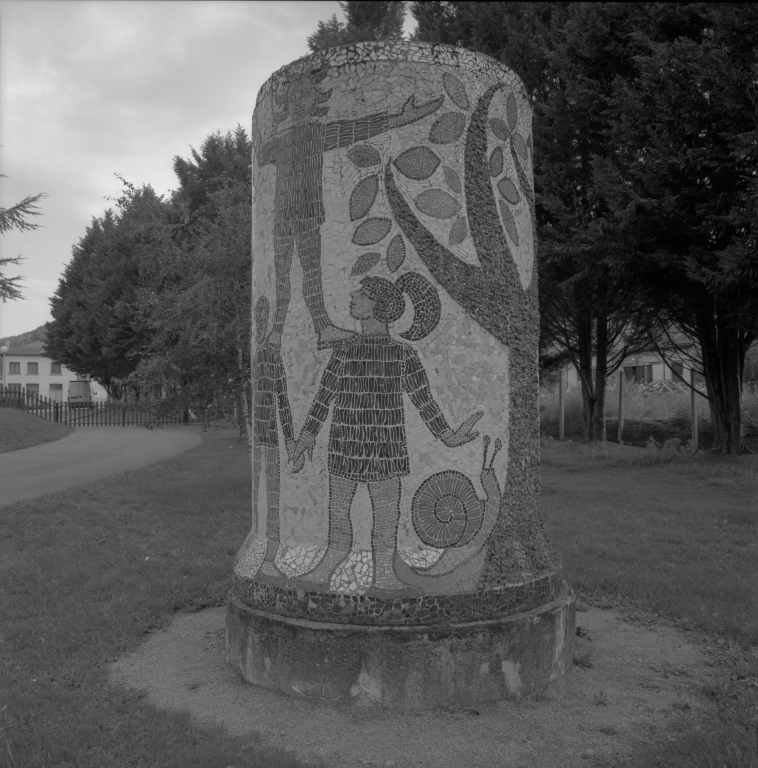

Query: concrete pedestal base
left=226, top=580, right=575, bottom=710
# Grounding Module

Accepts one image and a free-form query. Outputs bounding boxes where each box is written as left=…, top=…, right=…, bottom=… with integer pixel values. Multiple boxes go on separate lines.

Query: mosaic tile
left=240, top=40, right=560, bottom=626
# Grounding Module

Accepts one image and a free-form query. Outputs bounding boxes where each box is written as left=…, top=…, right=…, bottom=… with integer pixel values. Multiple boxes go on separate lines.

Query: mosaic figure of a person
left=291, top=273, right=483, bottom=593
left=257, top=63, right=443, bottom=349
left=252, top=296, right=295, bottom=577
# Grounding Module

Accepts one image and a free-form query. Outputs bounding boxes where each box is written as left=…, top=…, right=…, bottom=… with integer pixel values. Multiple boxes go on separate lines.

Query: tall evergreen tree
left=308, top=1, right=406, bottom=51
left=45, top=186, right=168, bottom=398
left=0, top=182, right=46, bottom=301
left=595, top=3, right=758, bottom=453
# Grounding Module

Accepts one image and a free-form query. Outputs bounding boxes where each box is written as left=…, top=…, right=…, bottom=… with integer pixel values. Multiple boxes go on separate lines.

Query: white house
left=563, top=350, right=694, bottom=390
left=0, top=340, right=109, bottom=402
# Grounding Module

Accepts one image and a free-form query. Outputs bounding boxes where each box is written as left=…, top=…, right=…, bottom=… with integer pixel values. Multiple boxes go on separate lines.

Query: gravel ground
left=109, top=604, right=715, bottom=767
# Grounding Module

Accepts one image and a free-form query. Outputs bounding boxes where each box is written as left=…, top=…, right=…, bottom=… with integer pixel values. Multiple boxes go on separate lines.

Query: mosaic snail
left=394, top=436, right=503, bottom=591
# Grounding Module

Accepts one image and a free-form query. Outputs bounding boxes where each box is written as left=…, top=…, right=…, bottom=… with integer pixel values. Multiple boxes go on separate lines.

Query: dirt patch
left=110, top=605, right=715, bottom=767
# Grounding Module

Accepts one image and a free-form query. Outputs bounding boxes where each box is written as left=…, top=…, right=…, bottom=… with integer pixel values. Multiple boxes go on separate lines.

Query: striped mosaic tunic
left=302, top=334, right=450, bottom=482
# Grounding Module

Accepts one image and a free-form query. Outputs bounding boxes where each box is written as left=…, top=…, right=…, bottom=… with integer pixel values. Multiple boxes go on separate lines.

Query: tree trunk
left=590, top=311, right=609, bottom=442
left=575, top=311, right=596, bottom=440
left=696, top=304, right=745, bottom=454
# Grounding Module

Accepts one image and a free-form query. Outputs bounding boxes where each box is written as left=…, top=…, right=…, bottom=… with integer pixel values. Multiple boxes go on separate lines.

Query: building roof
left=3, top=341, right=46, bottom=355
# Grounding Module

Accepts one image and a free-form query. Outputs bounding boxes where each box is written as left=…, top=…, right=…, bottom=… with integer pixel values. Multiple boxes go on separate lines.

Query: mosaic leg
left=368, top=477, right=411, bottom=594
left=296, top=228, right=354, bottom=347
left=270, top=234, right=294, bottom=343
left=252, top=442, right=262, bottom=536
left=292, top=474, right=356, bottom=589
left=259, top=445, right=284, bottom=578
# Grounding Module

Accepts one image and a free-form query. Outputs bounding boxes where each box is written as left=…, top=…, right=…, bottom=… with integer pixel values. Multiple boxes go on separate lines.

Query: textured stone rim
left=255, top=40, right=527, bottom=109
left=233, top=571, right=559, bottom=626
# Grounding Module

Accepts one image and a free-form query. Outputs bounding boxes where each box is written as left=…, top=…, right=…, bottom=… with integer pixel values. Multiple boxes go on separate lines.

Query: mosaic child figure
left=252, top=296, right=295, bottom=577
left=291, top=273, right=483, bottom=594
left=257, top=63, right=443, bottom=348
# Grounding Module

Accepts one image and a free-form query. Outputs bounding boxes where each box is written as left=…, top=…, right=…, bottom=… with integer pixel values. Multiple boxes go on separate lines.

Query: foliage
left=132, top=129, right=253, bottom=439
left=45, top=185, right=169, bottom=399
left=413, top=3, right=758, bottom=452
left=307, top=1, right=406, bottom=51
left=0, top=180, right=46, bottom=301
left=594, top=3, right=758, bottom=453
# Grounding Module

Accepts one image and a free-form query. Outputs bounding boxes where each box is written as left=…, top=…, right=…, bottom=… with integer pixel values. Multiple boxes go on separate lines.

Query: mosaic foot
left=258, top=543, right=286, bottom=579
left=289, top=547, right=350, bottom=592
left=316, top=325, right=356, bottom=349
left=372, top=552, right=421, bottom=595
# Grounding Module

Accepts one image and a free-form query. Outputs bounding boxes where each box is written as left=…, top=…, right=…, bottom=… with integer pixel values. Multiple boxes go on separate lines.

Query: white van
left=68, top=380, right=94, bottom=408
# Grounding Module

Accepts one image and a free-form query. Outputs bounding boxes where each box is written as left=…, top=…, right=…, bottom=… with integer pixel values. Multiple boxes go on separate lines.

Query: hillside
left=0, top=323, right=47, bottom=350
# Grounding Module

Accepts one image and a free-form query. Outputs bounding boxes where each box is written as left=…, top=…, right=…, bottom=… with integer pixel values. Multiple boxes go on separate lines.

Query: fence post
left=122, top=405, right=126, bottom=427
left=617, top=370, right=624, bottom=444
left=558, top=367, right=565, bottom=440
left=691, top=372, right=698, bottom=452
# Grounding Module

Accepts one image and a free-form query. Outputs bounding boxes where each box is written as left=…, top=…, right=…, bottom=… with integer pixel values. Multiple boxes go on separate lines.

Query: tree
left=45, top=185, right=168, bottom=398
left=307, top=1, right=406, bottom=51
left=595, top=3, right=758, bottom=453
left=411, top=2, right=655, bottom=440
left=0, top=185, right=46, bottom=301
left=133, top=129, right=253, bottom=436
left=133, top=179, right=252, bottom=437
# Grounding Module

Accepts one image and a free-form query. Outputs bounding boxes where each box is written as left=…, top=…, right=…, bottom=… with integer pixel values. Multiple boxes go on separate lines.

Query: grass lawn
left=542, top=438, right=758, bottom=767
left=0, top=408, right=73, bottom=454
left=1, top=429, right=756, bottom=767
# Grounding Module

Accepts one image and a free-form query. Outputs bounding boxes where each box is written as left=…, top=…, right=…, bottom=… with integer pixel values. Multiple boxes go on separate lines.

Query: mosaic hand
left=292, top=431, right=315, bottom=474
left=441, top=411, right=484, bottom=448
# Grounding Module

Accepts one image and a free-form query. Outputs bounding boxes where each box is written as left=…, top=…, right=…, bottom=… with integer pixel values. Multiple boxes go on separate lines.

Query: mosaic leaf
left=350, top=252, right=381, bottom=276
left=448, top=216, right=468, bottom=246
left=489, top=146, right=503, bottom=177
left=442, top=72, right=470, bottom=110
left=386, top=234, right=406, bottom=272
left=497, top=177, right=520, bottom=205
left=429, top=112, right=467, bottom=144
left=352, top=217, right=393, bottom=246
left=349, top=175, right=379, bottom=221
left=506, top=91, right=518, bottom=132
left=499, top=200, right=520, bottom=246
left=512, top=132, right=529, bottom=164
left=443, top=166, right=462, bottom=194
left=489, top=118, right=509, bottom=141
left=414, top=189, right=461, bottom=219
left=348, top=143, right=381, bottom=168
left=394, top=146, right=441, bottom=180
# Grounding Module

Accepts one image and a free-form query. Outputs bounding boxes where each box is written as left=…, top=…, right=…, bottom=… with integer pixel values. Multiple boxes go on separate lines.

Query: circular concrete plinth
left=226, top=580, right=575, bottom=710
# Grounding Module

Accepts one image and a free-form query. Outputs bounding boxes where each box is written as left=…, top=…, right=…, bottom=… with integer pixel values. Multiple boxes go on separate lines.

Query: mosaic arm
left=292, top=351, right=343, bottom=470
left=323, top=94, right=444, bottom=152
left=402, top=346, right=450, bottom=439
left=273, top=352, right=295, bottom=458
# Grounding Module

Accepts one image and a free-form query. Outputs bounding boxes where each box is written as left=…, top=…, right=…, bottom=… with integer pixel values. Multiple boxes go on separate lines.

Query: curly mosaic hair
left=360, top=271, right=441, bottom=341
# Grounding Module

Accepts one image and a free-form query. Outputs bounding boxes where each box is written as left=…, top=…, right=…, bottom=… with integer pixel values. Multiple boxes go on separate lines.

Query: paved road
left=0, top=427, right=202, bottom=508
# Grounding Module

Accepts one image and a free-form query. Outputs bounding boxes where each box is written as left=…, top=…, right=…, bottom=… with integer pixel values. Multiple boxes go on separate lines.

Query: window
left=624, top=365, right=653, bottom=384
left=27, top=362, right=39, bottom=375
left=51, top=362, right=61, bottom=375
left=670, top=362, right=684, bottom=381
left=26, top=383, right=39, bottom=396
left=6, top=383, right=21, bottom=392
left=8, top=362, right=20, bottom=375
left=50, top=383, right=63, bottom=401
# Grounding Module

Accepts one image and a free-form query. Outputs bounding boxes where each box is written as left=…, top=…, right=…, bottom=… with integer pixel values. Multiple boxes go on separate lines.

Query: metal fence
left=540, top=370, right=758, bottom=453
left=0, top=388, right=186, bottom=428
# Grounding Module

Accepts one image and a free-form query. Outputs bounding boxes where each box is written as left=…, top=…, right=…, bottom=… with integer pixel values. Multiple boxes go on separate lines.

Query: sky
left=0, top=1, right=417, bottom=341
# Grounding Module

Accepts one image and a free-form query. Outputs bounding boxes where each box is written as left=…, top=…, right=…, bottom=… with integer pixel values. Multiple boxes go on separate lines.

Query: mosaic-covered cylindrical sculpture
left=234, top=41, right=562, bottom=630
